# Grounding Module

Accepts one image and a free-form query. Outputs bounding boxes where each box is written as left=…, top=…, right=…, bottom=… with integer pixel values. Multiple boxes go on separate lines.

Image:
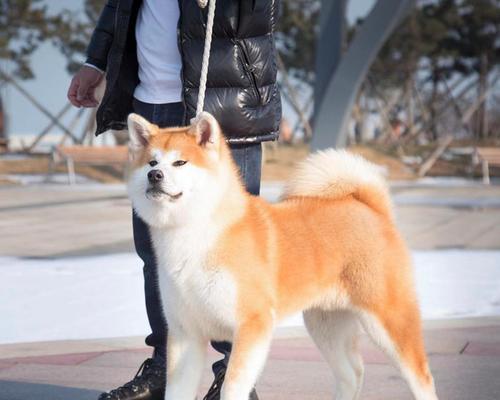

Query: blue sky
left=2, top=0, right=375, bottom=140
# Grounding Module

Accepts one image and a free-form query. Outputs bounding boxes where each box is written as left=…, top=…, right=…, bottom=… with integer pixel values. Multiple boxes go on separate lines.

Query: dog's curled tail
left=283, top=149, right=393, bottom=219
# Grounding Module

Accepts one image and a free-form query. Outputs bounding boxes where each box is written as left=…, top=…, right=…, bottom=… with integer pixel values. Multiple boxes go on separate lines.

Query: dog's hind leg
left=358, top=304, right=438, bottom=400
left=303, top=309, right=364, bottom=400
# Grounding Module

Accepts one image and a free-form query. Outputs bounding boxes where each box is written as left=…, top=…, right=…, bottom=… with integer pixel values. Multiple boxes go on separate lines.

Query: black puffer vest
left=86, top=0, right=281, bottom=143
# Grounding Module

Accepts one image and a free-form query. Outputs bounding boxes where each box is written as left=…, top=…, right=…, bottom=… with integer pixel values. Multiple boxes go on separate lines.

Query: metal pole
left=314, top=0, right=347, bottom=123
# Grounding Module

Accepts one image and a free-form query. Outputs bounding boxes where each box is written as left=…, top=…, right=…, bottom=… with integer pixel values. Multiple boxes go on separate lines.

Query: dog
left=126, top=112, right=438, bottom=400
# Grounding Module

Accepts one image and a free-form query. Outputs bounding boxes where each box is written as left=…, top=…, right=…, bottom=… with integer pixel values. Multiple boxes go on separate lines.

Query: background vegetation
left=1, top=0, right=499, bottom=151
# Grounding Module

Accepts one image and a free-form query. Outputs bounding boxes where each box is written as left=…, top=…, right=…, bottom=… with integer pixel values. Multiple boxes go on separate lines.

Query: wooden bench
left=474, top=147, right=500, bottom=184
left=0, top=138, right=7, bottom=153
left=50, top=145, right=129, bottom=184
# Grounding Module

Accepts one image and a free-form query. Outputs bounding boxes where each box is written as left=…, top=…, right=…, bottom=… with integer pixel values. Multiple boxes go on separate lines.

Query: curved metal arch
left=312, top=0, right=414, bottom=150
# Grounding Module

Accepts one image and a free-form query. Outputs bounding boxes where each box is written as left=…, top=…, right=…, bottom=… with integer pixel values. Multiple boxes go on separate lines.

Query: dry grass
left=261, top=143, right=310, bottom=181
left=2, top=140, right=497, bottom=186
left=0, top=154, right=124, bottom=184
left=261, top=143, right=416, bottom=181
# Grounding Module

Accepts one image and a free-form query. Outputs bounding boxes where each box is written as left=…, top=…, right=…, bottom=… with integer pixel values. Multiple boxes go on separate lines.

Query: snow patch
left=0, top=250, right=499, bottom=344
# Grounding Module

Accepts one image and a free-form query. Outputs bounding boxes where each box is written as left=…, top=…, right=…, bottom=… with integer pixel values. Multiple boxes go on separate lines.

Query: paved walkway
left=1, top=181, right=500, bottom=258
left=1, top=318, right=500, bottom=400
left=1, top=181, right=500, bottom=399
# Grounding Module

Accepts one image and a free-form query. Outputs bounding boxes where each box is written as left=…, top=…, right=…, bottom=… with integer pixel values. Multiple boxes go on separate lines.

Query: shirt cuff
left=83, top=62, right=105, bottom=74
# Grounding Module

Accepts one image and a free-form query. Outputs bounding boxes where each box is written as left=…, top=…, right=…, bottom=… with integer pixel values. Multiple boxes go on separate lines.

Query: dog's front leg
left=165, top=323, right=206, bottom=400
left=221, top=317, right=273, bottom=400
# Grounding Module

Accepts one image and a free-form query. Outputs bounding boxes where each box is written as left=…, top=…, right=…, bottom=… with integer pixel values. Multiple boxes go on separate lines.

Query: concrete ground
left=1, top=319, right=500, bottom=400
left=1, top=181, right=500, bottom=258
left=1, top=180, right=500, bottom=399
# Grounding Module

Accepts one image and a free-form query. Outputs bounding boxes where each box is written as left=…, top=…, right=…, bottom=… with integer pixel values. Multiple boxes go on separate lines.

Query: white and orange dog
left=126, top=112, right=438, bottom=400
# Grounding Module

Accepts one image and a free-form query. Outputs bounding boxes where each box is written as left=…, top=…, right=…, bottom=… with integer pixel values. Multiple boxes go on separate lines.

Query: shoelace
left=106, top=358, right=164, bottom=399
left=203, top=372, right=258, bottom=400
left=203, top=370, right=226, bottom=400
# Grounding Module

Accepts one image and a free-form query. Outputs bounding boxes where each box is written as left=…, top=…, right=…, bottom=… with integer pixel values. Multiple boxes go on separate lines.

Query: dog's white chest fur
left=151, top=225, right=237, bottom=342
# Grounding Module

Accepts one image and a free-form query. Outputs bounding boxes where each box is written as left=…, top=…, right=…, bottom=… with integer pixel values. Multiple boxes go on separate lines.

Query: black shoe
left=203, top=369, right=259, bottom=400
left=98, top=358, right=165, bottom=400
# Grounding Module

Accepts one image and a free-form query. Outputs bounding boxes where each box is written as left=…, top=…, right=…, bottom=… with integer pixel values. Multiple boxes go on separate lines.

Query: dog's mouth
left=146, top=187, right=183, bottom=201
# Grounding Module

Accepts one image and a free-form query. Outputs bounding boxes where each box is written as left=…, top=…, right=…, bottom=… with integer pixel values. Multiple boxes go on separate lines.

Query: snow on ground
left=4, top=173, right=96, bottom=185
left=1, top=250, right=499, bottom=344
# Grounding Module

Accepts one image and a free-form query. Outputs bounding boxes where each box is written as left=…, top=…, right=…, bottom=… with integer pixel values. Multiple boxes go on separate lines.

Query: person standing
left=67, top=1, right=281, bottom=399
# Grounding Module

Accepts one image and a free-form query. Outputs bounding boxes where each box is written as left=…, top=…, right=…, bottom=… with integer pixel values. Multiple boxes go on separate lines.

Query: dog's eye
left=172, top=160, right=187, bottom=167
left=149, top=160, right=158, bottom=167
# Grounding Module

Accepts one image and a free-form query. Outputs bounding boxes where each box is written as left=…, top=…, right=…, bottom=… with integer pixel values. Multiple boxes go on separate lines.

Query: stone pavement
left=1, top=318, right=500, bottom=400
left=1, top=180, right=500, bottom=258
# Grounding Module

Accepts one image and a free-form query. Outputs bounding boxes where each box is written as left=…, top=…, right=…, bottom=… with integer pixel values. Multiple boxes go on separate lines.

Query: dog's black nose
left=148, top=169, right=164, bottom=184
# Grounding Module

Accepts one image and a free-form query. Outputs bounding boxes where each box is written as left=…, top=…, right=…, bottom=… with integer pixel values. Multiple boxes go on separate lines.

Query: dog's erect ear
left=127, top=113, right=155, bottom=149
left=192, top=112, right=220, bottom=149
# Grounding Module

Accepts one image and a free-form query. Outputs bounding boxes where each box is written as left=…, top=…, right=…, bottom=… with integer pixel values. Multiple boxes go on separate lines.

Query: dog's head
left=126, top=112, right=230, bottom=228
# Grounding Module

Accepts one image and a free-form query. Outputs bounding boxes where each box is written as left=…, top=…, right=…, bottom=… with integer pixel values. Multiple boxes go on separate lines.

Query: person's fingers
left=79, top=97, right=99, bottom=107
left=83, top=84, right=97, bottom=105
left=78, top=85, right=100, bottom=108
left=67, top=77, right=81, bottom=107
left=88, top=74, right=104, bottom=104
left=76, top=78, right=90, bottom=102
left=69, top=66, right=103, bottom=108
left=78, top=88, right=99, bottom=107
left=88, top=89, right=99, bottom=104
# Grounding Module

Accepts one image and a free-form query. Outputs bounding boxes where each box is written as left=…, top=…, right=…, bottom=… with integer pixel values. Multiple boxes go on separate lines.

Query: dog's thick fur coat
left=127, top=113, right=438, bottom=400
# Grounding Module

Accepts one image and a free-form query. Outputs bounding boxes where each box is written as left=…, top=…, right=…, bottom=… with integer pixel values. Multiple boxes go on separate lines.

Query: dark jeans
left=132, top=99, right=262, bottom=376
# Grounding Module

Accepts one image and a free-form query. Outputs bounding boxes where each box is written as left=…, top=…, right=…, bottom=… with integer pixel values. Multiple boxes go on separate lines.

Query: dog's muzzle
left=145, top=169, right=182, bottom=201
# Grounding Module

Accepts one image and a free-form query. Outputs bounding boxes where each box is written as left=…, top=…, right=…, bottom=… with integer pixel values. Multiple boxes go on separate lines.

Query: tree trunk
left=277, top=55, right=313, bottom=142
left=0, top=93, right=7, bottom=152
left=405, top=74, right=415, bottom=134
left=405, top=10, right=417, bottom=133
left=477, top=52, right=489, bottom=139
left=352, top=89, right=364, bottom=144
left=430, top=77, right=439, bottom=141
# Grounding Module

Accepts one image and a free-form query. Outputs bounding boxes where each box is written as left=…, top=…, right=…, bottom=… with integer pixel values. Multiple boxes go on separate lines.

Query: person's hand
left=67, top=65, right=104, bottom=108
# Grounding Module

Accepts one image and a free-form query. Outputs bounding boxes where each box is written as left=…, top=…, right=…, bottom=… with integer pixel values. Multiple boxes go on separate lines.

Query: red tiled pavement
left=3, top=351, right=104, bottom=366
left=463, top=341, right=500, bottom=357
left=0, top=321, right=499, bottom=400
left=0, top=361, right=17, bottom=370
